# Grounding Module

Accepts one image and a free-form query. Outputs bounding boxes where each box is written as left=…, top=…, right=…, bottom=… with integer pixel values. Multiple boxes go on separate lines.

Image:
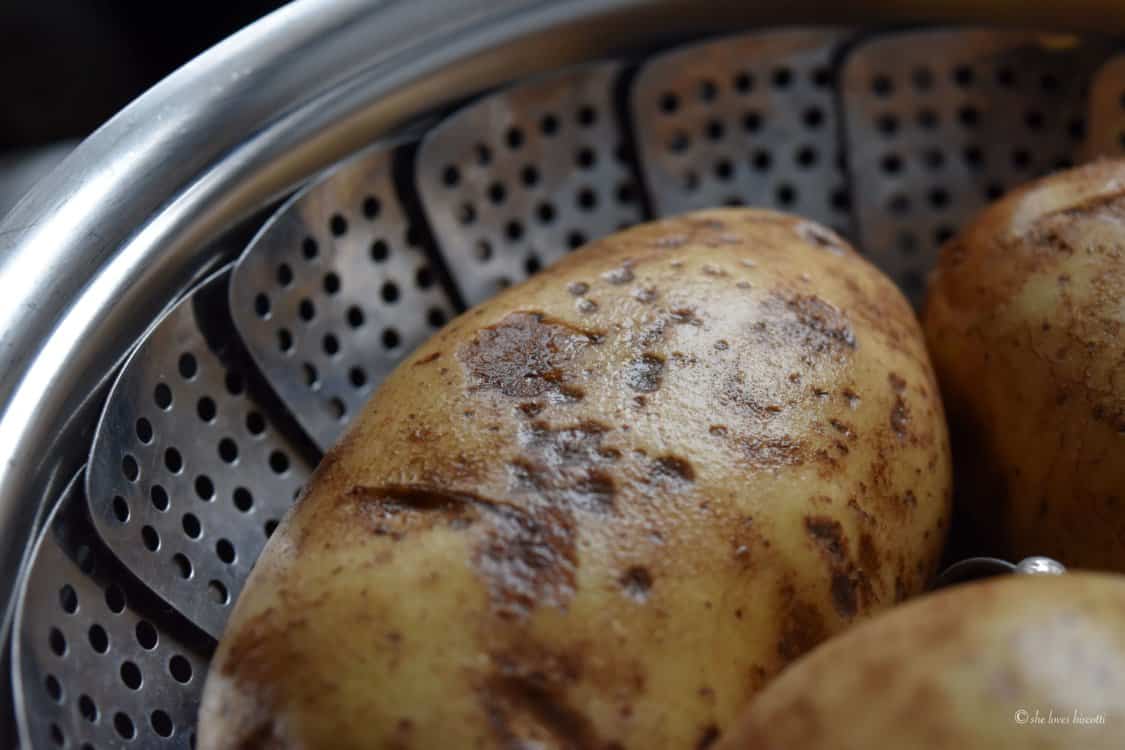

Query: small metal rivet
left=1014, top=556, right=1066, bottom=576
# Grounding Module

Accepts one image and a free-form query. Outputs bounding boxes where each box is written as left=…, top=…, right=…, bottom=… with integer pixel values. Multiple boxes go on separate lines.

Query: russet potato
left=924, top=162, right=1125, bottom=569
left=199, top=209, right=951, bottom=749
left=716, top=573, right=1125, bottom=750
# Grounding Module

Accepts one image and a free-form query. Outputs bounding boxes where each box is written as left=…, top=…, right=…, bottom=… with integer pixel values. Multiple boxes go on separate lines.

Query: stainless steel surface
left=231, top=141, right=456, bottom=449
left=0, top=0, right=832, bottom=681
left=632, top=29, right=853, bottom=236
left=1087, top=54, right=1125, bottom=158
left=87, top=268, right=312, bottom=639
left=13, top=472, right=208, bottom=749
left=934, top=556, right=1017, bottom=588
left=841, top=29, right=1113, bottom=303
left=0, top=143, right=77, bottom=223
left=934, top=554, right=1067, bottom=588
left=1015, top=555, right=1067, bottom=576
left=418, top=62, right=642, bottom=306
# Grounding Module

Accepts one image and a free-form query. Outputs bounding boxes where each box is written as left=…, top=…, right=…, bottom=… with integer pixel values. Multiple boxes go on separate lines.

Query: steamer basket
left=1, top=1, right=1119, bottom=746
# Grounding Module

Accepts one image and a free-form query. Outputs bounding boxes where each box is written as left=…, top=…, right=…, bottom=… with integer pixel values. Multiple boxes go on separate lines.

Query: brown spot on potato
left=348, top=481, right=583, bottom=621
left=735, top=435, right=804, bottom=468
left=215, top=611, right=319, bottom=750
left=747, top=665, right=770, bottom=692
left=890, top=396, right=911, bottom=441
left=749, top=291, right=857, bottom=366
left=345, top=484, right=498, bottom=538
left=482, top=672, right=599, bottom=749
left=557, top=385, right=586, bottom=402
left=408, top=427, right=434, bottom=443
left=511, top=459, right=615, bottom=513
left=671, top=307, right=703, bottom=326
left=733, top=541, right=751, bottom=566
left=858, top=533, right=879, bottom=576
left=603, top=263, right=635, bottom=285
left=460, top=312, right=601, bottom=399
left=349, top=484, right=492, bottom=513
left=697, top=724, right=721, bottom=748
left=777, top=584, right=827, bottom=661
left=519, top=402, right=544, bottom=418
left=620, top=566, right=653, bottom=602
left=634, top=318, right=668, bottom=347
left=828, top=419, right=855, bottom=439
left=520, top=420, right=611, bottom=462
left=510, top=421, right=619, bottom=513
left=651, top=455, right=695, bottom=483
left=567, top=281, right=589, bottom=296
left=476, top=504, right=577, bottom=620
left=625, top=353, right=665, bottom=393
left=888, top=373, right=907, bottom=393
left=576, top=298, right=598, bottom=314
left=414, top=351, right=441, bottom=366
left=671, top=351, right=698, bottom=368
left=796, top=221, right=847, bottom=255
left=804, top=516, right=873, bottom=619
left=720, top=374, right=786, bottom=422
left=783, top=293, right=857, bottom=352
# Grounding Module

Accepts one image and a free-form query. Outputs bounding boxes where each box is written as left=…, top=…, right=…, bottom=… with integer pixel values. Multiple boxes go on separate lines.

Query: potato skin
left=199, top=209, right=951, bottom=749
left=924, top=162, right=1125, bottom=569
left=716, top=572, right=1125, bottom=750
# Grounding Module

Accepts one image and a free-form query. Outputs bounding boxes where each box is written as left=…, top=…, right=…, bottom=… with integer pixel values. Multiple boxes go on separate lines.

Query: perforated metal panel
left=632, top=29, right=852, bottom=235
left=417, top=62, right=643, bottom=306
left=1087, top=54, right=1125, bottom=158
left=86, top=268, right=312, bottom=639
left=841, top=30, right=1112, bottom=302
left=13, top=473, right=209, bottom=750
left=230, top=142, right=457, bottom=450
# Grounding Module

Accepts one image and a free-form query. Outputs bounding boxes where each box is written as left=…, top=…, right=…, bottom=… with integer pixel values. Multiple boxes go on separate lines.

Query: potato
left=198, top=209, right=951, bottom=749
left=715, top=572, right=1125, bottom=750
left=924, top=162, right=1125, bottom=569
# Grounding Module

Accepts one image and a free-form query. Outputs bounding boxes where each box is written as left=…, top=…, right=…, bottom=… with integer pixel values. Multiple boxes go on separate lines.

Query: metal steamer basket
left=1, top=1, right=1120, bottom=747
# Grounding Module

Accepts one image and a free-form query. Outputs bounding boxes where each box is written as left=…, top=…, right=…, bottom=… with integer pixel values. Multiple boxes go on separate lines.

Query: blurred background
left=0, top=0, right=285, bottom=219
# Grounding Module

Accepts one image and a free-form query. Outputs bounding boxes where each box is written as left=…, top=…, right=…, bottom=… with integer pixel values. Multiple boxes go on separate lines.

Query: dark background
left=0, top=0, right=286, bottom=215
